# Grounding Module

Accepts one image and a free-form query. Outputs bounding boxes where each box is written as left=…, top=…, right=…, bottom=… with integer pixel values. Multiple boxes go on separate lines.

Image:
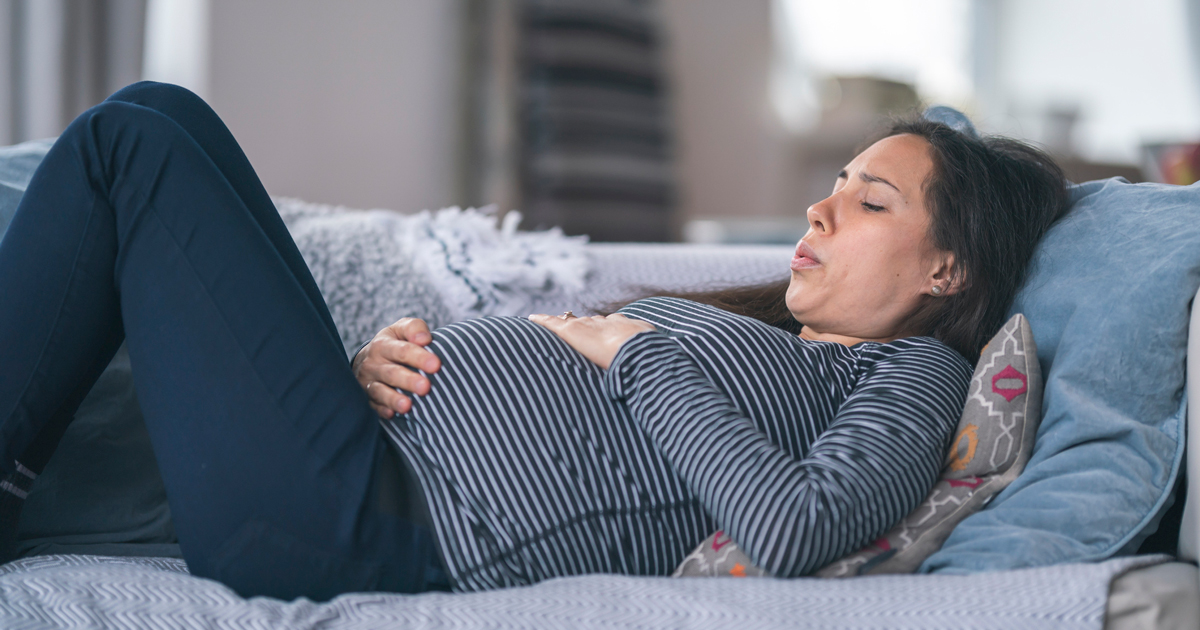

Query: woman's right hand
left=351, top=317, right=442, bottom=418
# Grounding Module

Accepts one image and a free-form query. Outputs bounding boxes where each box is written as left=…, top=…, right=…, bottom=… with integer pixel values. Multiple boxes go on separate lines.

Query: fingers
left=375, top=360, right=432, bottom=396
left=366, top=382, right=412, bottom=419
left=378, top=336, right=441, bottom=374
left=354, top=322, right=441, bottom=417
left=390, top=317, right=433, bottom=346
left=527, top=313, right=564, bottom=330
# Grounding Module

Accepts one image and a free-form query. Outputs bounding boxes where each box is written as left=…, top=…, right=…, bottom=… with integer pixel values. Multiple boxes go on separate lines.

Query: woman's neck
left=799, top=325, right=895, bottom=348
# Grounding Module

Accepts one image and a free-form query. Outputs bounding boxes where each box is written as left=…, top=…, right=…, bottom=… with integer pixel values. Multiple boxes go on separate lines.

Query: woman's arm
left=603, top=332, right=969, bottom=577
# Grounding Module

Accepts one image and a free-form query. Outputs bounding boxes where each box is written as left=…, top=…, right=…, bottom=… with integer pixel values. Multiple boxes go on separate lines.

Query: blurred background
left=1, top=0, right=1198, bottom=243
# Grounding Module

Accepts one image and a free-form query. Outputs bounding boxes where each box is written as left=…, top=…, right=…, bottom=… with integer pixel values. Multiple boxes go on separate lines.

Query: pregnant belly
left=381, top=316, right=704, bottom=587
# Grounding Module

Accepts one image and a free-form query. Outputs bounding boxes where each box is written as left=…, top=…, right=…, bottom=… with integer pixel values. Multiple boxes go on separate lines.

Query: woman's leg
left=2, top=80, right=349, bottom=519
left=102, top=81, right=343, bottom=352
left=0, top=94, right=433, bottom=599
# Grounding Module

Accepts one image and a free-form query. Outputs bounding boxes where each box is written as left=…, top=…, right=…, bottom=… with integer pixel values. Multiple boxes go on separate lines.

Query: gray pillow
left=815, top=313, right=1042, bottom=576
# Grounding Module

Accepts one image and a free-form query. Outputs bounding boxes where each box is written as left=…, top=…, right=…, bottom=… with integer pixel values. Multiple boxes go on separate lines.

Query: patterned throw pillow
left=673, top=313, right=1042, bottom=578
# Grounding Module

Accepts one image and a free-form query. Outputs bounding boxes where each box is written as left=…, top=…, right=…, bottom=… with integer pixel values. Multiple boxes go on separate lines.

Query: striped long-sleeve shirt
left=382, top=297, right=972, bottom=591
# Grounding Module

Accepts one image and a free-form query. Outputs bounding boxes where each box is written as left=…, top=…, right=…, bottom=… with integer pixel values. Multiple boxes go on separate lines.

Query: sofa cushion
left=15, top=344, right=179, bottom=558
left=921, top=178, right=1197, bottom=573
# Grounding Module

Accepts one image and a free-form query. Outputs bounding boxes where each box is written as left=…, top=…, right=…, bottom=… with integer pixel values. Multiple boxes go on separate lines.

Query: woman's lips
left=791, top=241, right=821, bottom=270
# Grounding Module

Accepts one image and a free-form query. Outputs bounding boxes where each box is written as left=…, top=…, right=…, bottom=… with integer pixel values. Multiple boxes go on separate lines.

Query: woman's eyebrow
left=859, top=171, right=901, bottom=194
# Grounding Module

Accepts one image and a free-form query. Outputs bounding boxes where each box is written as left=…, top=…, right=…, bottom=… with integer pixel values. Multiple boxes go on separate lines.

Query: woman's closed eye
left=861, top=201, right=887, bottom=212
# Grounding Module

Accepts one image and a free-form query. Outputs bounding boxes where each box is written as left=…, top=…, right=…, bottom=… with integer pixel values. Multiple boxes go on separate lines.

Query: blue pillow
left=0, top=138, right=54, bottom=243
left=921, top=177, right=1196, bottom=572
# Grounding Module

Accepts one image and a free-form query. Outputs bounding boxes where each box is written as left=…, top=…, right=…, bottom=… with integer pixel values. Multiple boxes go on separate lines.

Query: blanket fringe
left=272, top=197, right=588, bottom=331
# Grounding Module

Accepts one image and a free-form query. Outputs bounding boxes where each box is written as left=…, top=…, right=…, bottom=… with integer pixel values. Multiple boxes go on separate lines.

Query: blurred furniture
left=462, top=0, right=676, bottom=242
left=1143, top=143, right=1200, bottom=185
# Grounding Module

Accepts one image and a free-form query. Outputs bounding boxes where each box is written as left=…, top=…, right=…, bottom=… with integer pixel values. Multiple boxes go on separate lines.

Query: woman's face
left=786, top=133, right=954, bottom=343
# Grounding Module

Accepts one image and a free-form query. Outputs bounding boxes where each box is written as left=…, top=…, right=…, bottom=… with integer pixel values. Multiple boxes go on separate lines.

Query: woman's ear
left=929, top=252, right=964, bottom=296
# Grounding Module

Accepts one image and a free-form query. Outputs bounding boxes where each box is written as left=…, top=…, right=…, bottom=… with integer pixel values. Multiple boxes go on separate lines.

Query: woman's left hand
left=528, top=312, right=657, bottom=369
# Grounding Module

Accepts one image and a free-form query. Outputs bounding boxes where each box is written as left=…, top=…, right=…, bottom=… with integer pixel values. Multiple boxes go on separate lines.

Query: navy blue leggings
left=0, top=82, right=442, bottom=600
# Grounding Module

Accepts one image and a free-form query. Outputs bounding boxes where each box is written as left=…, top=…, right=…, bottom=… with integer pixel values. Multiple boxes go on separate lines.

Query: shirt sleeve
left=603, top=330, right=969, bottom=577
left=348, top=338, right=372, bottom=363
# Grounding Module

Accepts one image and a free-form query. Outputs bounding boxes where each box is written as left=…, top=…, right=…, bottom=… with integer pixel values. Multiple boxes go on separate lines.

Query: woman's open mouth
left=791, top=240, right=821, bottom=270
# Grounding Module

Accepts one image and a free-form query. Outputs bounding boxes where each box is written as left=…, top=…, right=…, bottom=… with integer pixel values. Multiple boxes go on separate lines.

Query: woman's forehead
left=849, top=134, right=934, bottom=199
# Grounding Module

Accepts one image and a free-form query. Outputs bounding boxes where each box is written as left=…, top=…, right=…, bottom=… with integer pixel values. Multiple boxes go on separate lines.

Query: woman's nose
left=807, top=197, right=833, bottom=234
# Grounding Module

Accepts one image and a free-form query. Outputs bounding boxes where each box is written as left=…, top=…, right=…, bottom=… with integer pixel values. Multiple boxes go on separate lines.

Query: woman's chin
left=784, top=288, right=812, bottom=321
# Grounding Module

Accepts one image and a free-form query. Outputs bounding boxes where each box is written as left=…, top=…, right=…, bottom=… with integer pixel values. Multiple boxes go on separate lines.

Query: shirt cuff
left=348, top=338, right=372, bottom=363
left=602, top=330, right=680, bottom=402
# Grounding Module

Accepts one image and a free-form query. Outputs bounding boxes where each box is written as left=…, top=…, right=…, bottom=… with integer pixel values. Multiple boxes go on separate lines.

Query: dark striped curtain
left=516, top=0, right=675, bottom=242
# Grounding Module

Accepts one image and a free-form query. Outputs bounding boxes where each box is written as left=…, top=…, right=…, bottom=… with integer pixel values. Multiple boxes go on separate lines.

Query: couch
left=1, top=138, right=1198, bottom=629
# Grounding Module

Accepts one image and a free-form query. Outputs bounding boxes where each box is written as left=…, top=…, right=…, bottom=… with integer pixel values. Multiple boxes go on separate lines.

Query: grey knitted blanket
left=275, top=197, right=590, bottom=353
left=274, top=197, right=795, bottom=353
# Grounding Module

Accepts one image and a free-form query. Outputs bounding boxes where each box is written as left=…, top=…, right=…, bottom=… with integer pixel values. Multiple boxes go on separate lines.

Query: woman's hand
left=528, top=312, right=657, bottom=369
left=352, top=317, right=442, bottom=418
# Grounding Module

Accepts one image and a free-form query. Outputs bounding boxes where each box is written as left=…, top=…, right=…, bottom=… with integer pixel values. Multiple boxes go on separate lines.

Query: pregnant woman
left=0, top=82, right=1067, bottom=600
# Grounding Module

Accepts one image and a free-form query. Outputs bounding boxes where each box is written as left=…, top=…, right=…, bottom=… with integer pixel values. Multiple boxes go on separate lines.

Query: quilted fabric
left=0, top=553, right=1168, bottom=630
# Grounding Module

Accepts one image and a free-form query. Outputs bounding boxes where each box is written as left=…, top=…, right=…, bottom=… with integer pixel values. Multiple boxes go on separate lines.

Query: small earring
left=931, top=285, right=944, bottom=296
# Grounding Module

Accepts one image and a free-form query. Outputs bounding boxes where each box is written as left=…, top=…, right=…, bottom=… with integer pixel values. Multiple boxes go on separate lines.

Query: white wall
left=133, top=0, right=1200, bottom=224
left=206, top=0, right=462, bottom=212
left=660, top=0, right=791, bottom=220
left=189, top=0, right=787, bottom=226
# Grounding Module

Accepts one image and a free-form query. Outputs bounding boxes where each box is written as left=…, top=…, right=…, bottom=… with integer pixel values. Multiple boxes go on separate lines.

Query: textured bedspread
left=0, top=554, right=1168, bottom=629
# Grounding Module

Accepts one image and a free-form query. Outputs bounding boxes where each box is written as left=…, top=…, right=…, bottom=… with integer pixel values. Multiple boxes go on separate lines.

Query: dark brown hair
left=601, top=117, right=1069, bottom=363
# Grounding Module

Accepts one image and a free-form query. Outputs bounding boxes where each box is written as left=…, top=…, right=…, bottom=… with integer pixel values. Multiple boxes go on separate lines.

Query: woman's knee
left=70, top=100, right=184, bottom=143
left=105, top=81, right=208, bottom=114
left=58, top=101, right=196, bottom=190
